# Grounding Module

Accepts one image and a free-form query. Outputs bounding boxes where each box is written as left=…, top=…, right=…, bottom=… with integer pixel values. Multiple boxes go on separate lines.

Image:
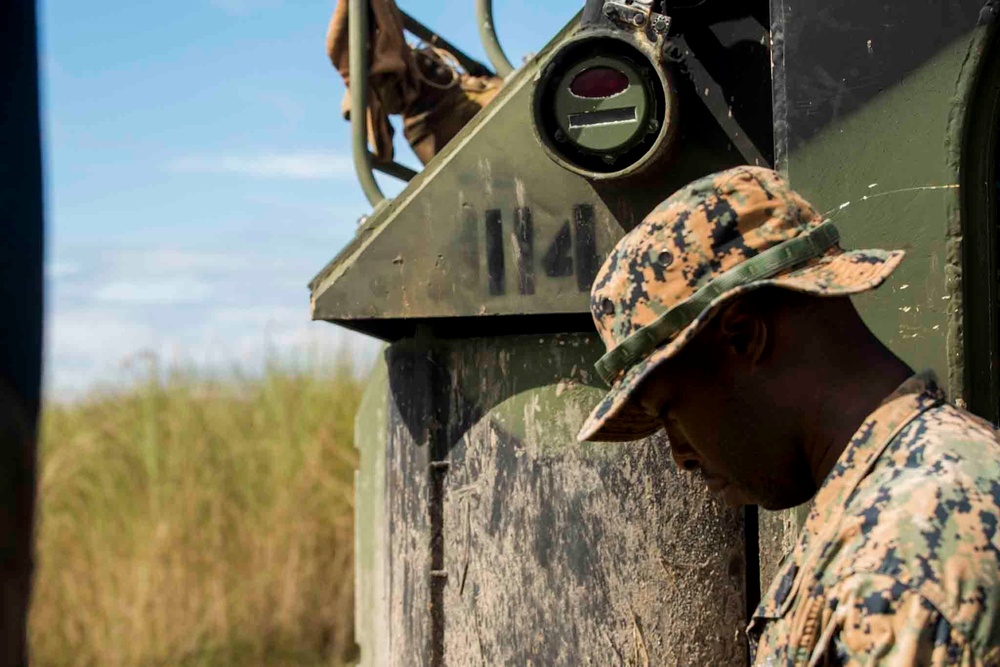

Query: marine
left=578, top=166, right=1000, bottom=665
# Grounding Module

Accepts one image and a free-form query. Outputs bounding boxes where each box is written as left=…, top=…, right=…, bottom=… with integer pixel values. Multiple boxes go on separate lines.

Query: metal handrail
left=349, top=0, right=512, bottom=208
left=476, top=0, right=515, bottom=77
left=400, top=10, right=494, bottom=78
left=349, top=0, right=386, bottom=207
left=374, top=160, right=419, bottom=181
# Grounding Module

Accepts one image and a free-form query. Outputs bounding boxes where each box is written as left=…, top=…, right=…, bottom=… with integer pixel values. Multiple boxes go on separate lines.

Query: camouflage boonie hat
left=578, top=166, right=906, bottom=442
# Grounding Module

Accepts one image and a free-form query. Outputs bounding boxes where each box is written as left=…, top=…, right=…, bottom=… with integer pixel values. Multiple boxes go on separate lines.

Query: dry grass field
left=29, top=355, right=365, bottom=667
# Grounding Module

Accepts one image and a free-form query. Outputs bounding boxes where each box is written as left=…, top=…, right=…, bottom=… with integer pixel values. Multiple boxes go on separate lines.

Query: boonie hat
left=578, top=166, right=905, bottom=442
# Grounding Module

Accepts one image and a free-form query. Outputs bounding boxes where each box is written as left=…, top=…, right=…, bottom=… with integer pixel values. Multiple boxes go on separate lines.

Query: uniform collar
left=808, top=369, right=944, bottom=524
left=753, top=370, right=945, bottom=619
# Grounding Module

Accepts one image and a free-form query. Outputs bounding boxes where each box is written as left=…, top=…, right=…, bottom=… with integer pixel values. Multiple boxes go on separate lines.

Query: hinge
left=602, top=0, right=672, bottom=34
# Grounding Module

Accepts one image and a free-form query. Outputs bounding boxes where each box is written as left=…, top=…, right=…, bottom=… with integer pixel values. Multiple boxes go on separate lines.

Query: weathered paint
left=355, top=353, right=390, bottom=667
left=760, top=0, right=994, bottom=595
left=309, top=14, right=763, bottom=336
left=337, top=2, right=1000, bottom=664
left=366, top=333, right=747, bottom=666
left=772, top=0, right=986, bottom=397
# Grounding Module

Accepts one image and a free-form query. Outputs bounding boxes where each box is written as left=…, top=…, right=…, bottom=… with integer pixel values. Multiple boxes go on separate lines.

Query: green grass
left=30, top=355, right=365, bottom=667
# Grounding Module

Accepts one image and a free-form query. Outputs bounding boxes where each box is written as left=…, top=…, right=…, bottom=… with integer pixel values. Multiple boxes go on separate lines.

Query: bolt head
left=633, top=13, right=646, bottom=25
left=602, top=154, right=616, bottom=164
left=603, top=4, right=616, bottom=18
left=554, top=129, right=566, bottom=143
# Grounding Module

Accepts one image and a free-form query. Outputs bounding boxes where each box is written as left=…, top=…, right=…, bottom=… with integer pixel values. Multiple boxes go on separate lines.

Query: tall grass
left=30, top=355, right=365, bottom=667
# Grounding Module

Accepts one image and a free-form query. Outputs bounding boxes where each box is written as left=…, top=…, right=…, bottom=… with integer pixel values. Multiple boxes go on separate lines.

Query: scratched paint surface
left=762, top=0, right=987, bottom=603
left=374, top=334, right=746, bottom=666
left=355, top=354, right=390, bottom=667
left=308, top=21, right=750, bottom=332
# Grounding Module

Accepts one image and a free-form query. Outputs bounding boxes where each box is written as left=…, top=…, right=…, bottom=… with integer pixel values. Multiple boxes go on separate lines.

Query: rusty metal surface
left=376, top=333, right=747, bottom=666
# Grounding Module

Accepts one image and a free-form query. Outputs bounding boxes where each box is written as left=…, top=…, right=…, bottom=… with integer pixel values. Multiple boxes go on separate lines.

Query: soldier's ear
left=714, top=297, right=769, bottom=366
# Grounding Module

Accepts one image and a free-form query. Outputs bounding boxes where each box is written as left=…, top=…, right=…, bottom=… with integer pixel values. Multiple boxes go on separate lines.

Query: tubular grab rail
left=476, top=0, right=515, bottom=77
left=349, top=0, right=512, bottom=208
left=400, top=10, right=494, bottom=78
left=349, top=0, right=386, bottom=207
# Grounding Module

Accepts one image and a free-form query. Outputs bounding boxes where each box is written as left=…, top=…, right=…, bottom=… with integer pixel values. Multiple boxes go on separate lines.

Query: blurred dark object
left=326, top=0, right=502, bottom=164
left=0, top=0, right=44, bottom=665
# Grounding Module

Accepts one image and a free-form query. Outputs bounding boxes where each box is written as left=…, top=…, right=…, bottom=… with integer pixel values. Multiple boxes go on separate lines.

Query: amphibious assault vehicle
left=311, top=0, right=1000, bottom=666
left=5, top=0, right=1000, bottom=665
left=312, top=0, right=1000, bottom=664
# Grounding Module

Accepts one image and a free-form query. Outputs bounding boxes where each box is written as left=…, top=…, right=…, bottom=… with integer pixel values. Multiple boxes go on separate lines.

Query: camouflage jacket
left=748, top=373, right=1000, bottom=666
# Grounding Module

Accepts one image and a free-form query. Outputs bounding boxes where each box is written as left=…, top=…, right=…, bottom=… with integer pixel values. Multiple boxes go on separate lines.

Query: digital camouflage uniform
left=577, top=165, right=1000, bottom=664
left=748, top=371, right=1000, bottom=666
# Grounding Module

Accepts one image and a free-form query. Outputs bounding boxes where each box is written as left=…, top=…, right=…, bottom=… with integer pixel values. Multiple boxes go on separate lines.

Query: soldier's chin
left=720, top=485, right=751, bottom=508
left=751, top=483, right=817, bottom=511
left=753, top=494, right=801, bottom=512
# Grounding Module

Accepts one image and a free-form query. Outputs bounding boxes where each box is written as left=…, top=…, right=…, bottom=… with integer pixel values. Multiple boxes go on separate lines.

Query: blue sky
left=39, top=0, right=580, bottom=394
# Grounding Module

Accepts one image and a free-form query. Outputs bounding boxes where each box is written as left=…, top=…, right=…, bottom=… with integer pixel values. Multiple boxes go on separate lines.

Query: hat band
left=594, top=220, right=840, bottom=385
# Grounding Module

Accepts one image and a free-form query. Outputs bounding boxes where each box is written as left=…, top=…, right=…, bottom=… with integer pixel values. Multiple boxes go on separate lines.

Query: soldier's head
left=578, top=166, right=906, bottom=510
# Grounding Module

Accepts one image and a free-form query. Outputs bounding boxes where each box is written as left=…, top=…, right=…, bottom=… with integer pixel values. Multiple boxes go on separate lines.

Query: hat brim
left=577, top=248, right=906, bottom=442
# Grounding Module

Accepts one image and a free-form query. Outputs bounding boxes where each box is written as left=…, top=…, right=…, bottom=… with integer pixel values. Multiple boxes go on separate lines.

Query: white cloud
left=123, top=249, right=282, bottom=273
left=44, top=242, right=380, bottom=397
left=45, top=308, right=162, bottom=398
left=185, top=319, right=379, bottom=371
left=44, top=302, right=380, bottom=398
left=207, top=305, right=309, bottom=327
left=49, top=309, right=159, bottom=362
left=45, top=261, right=81, bottom=279
left=95, top=278, right=213, bottom=305
left=168, top=152, right=354, bottom=180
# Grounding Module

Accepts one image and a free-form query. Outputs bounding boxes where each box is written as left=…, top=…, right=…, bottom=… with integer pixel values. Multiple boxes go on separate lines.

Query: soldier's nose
left=665, top=424, right=700, bottom=472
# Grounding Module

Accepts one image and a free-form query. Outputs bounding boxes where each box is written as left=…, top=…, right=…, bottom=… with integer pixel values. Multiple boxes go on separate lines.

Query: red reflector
left=569, top=67, right=630, bottom=98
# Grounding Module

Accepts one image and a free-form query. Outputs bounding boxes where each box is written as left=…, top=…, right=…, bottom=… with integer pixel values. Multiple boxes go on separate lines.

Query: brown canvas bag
left=326, top=0, right=503, bottom=164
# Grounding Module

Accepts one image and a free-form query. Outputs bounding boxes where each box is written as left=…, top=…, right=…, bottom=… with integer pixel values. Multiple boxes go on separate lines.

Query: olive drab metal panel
left=331, top=1, right=1000, bottom=664
left=328, top=3, right=773, bottom=665
left=364, top=334, right=747, bottom=666
left=759, top=0, right=997, bottom=588
left=772, top=0, right=985, bottom=393
left=309, top=9, right=771, bottom=338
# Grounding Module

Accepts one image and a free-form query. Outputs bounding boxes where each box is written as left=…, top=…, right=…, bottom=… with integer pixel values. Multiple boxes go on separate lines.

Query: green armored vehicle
left=311, top=0, right=1000, bottom=664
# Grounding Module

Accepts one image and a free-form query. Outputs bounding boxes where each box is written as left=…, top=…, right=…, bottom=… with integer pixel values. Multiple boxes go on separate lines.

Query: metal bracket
left=664, top=34, right=770, bottom=168
left=477, top=0, right=515, bottom=77
left=979, top=0, right=1000, bottom=25
left=602, top=0, right=671, bottom=34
